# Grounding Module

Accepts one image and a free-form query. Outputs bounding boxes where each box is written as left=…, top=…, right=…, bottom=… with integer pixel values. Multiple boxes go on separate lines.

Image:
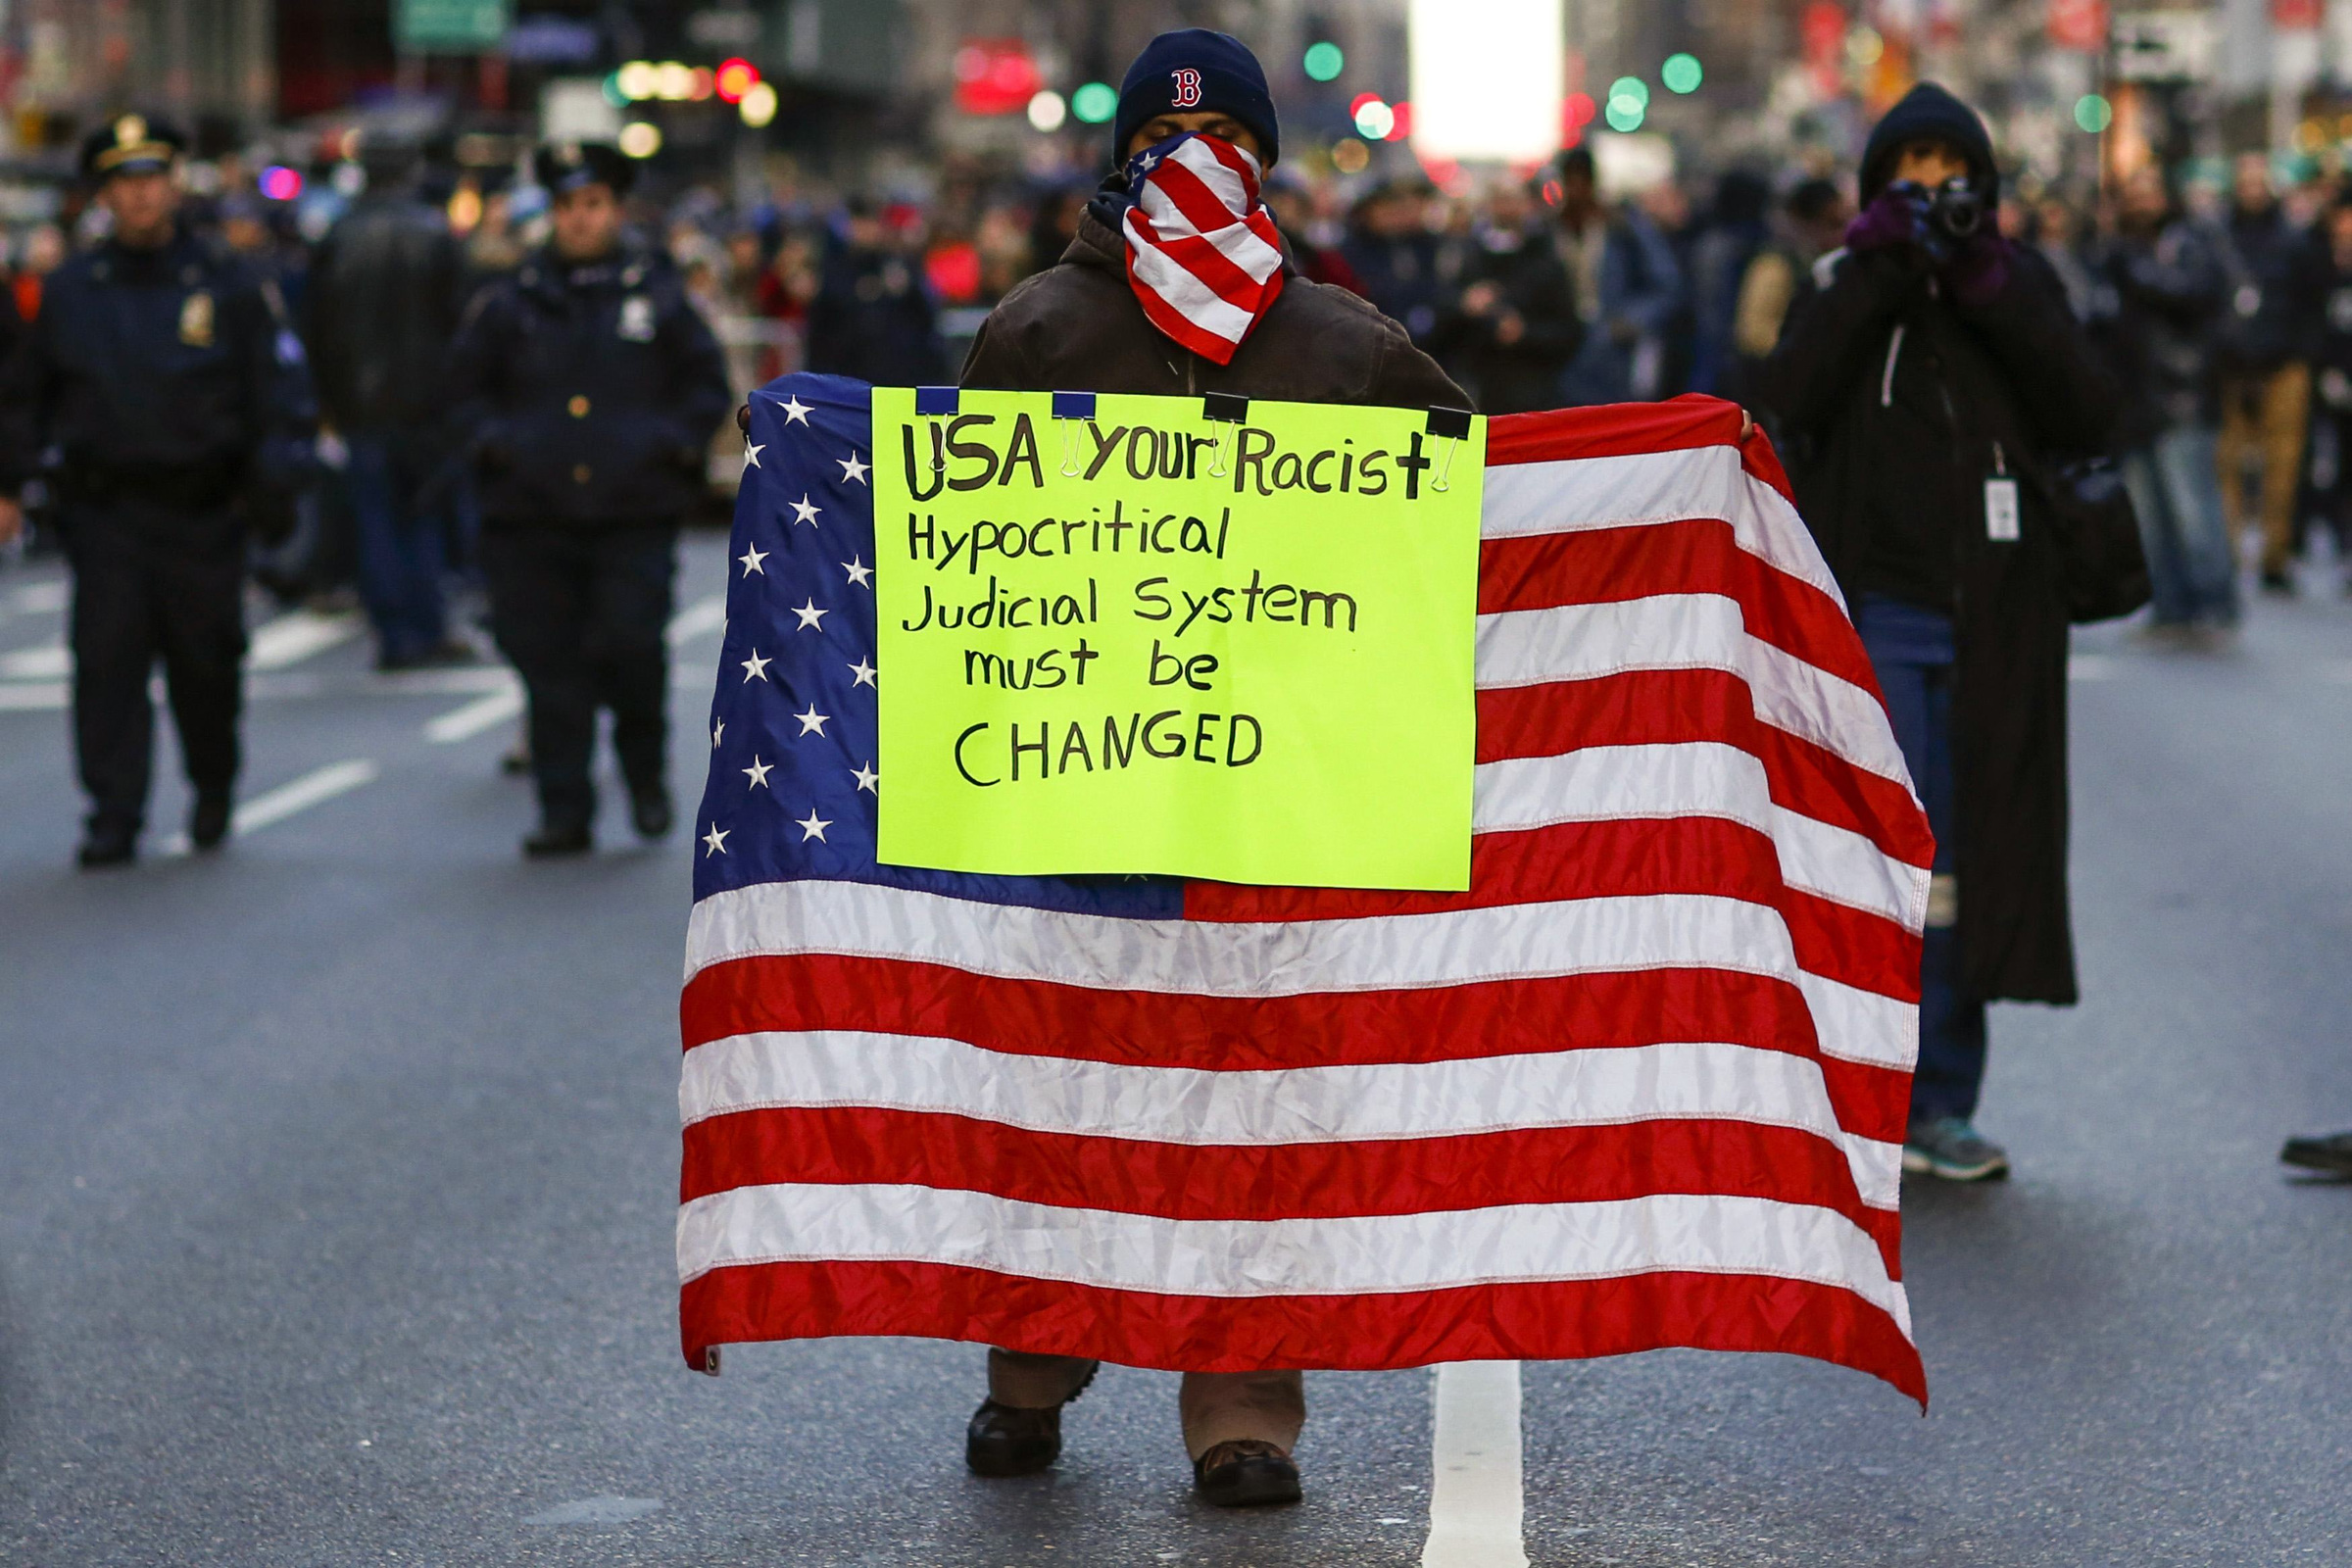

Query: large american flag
left=681, top=375, right=1933, bottom=1402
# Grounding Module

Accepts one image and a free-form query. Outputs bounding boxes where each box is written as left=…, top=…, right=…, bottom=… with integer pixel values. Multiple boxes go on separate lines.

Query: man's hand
left=0, top=497, right=23, bottom=548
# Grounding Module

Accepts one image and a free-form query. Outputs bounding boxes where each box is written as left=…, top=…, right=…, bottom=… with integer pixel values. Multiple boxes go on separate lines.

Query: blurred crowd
left=8, top=127, right=2351, bottom=642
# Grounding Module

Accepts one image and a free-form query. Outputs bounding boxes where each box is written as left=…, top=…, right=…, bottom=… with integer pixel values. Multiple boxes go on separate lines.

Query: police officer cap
left=80, top=113, right=186, bottom=183
left=533, top=140, right=634, bottom=198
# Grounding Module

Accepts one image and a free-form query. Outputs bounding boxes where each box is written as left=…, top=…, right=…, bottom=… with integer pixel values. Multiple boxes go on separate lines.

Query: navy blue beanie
left=1112, top=29, right=1279, bottom=170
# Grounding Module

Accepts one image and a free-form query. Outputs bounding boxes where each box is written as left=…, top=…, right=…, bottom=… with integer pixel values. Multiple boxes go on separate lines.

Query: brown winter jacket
left=960, top=209, right=1467, bottom=410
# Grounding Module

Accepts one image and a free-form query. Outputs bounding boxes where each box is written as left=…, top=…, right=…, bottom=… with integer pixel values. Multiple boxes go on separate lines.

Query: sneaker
left=1903, top=1116, right=2010, bottom=1181
left=2280, top=1130, right=2352, bottom=1177
left=1194, top=1440, right=1302, bottom=1508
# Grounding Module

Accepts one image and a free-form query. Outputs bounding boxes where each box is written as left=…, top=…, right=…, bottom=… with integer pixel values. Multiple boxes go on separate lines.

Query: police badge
left=178, top=290, right=215, bottom=347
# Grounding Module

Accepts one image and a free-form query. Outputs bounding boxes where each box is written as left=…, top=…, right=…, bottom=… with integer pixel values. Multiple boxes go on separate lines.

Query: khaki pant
left=988, top=1348, right=1305, bottom=1462
left=2217, top=362, right=2311, bottom=575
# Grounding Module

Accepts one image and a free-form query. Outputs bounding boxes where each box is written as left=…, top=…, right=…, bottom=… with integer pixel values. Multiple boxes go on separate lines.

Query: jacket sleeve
left=442, top=284, right=512, bottom=456
left=234, top=270, right=319, bottom=489
left=1365, top=315, right=1472, bottom=411
left=1958, top=247, right=2119, bottom=454
left=957, top=304, right=1034, bottom=391
left=1756, top=248, right=1918, bottom=436
left=662, top=291, right=735, bottom=455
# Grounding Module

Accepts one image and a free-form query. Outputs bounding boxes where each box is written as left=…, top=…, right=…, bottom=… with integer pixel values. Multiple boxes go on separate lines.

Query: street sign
left=2111, top=10, right=2218, bottom=82
left=394, top=0, right=511, bottom=53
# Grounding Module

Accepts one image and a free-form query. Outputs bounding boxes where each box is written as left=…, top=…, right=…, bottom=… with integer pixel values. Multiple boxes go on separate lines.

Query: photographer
left=1760, top=84, right=2118, bottom=1182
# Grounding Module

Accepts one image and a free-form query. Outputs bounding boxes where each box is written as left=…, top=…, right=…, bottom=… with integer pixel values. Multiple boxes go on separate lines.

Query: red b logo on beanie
left=1170, top=68, right=1202, bottom=108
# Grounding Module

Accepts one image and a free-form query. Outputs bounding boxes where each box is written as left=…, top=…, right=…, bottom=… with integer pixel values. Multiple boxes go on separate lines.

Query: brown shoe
left=1194, top=1439, right=1302, bottom=1507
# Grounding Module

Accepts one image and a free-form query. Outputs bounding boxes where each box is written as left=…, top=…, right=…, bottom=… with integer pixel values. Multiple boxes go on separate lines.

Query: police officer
left=0, top=115, right=317, bottom=867
left=446, top=141, right=730, bottom=857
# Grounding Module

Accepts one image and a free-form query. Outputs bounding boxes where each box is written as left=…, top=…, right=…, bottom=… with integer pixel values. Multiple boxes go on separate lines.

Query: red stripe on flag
left=678, top=1108, right=1905, bottom=1267
left=679, top=956, right=1913, bottom=1139
left=678, top=1259, right=1928, bottom=1403
left=1480, top=517, right=1881, bottom=694
left=1184, top=816, right=1920, bottom=1002
left=1474, top=669, right=1935, bottom=868
left=1127, top=206, right=1270, bottom=310
left=1488, top=397, right=1800, bottom=506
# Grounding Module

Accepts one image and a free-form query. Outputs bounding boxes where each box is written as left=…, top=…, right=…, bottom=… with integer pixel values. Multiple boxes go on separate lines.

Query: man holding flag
left=957, top=29, right=1466, bottom=1506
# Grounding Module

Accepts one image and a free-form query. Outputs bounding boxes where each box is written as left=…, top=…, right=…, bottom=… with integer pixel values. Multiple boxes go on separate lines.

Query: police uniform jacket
left=446, top=245, right=731, bottom=527
left=0, top=226, right=317, bottom=506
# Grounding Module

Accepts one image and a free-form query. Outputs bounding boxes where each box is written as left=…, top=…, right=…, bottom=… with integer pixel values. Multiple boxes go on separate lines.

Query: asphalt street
left=1, top=532, right=2348, bottom=1566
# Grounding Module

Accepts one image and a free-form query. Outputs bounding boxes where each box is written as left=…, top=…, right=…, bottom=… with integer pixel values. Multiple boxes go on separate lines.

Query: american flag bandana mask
left=1116, top=132, right=1289, bottom=366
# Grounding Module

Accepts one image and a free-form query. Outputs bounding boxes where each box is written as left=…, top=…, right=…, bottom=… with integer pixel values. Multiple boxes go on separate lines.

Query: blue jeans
left=346, top=432, right=449, bottom=664
left=2120, top=424, right=2236, bottom=628
left=1855, top=595, right=1987, bottom=1123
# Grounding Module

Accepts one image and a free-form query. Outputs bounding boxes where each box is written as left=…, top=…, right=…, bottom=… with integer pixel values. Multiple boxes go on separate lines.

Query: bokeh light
left=617, top=122, right=662, bottom=159
left=739, top=81, right=778, bottom=127
left=1661, top=53, right=1703, bottom=93
left=258, top=165, right=302, bottom=202
left=2075, top=94, right=2114, bottom=133
left=1303, top=41, right=1345, bottom=81
left=1027, top=90, right=1068, bottom=132
left=1353, top=97, right=1396, bottom=139
left=1070, top=81, right=1118, bottom=124
left=1604, top=94, right=1645, bottom=132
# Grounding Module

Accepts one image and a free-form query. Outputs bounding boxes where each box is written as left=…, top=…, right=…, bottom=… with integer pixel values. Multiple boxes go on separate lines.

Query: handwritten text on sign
left=873, top=389, right=1483, bottom=889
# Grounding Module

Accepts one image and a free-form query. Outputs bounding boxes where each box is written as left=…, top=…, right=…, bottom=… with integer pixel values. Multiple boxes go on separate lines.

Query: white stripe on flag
left=1134, top=181, right=1285, bottom=279
left=1123, top=223, right=1259, bottom=340
left=1475, top=594, right=1913, bottom=789
left=683, top=879, right=1920, bottom=1069
left=1481, top=446, right=1844, bottom=608
left=1166, top=133, right=1257, bottom=213
left=674, top=1183, right=1914, bottom=1333
left=679, top=1031, right=1904, bottom=1209
left=1473, top=743, right=1929, bottom=927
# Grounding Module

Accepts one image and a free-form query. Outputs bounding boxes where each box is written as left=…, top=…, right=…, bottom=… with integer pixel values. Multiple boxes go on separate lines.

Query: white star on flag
left=790, top=495, right=821, bottom=526
left=794, top=704, right=830, bottom=737
left=852, top=761, right=879, bottom=794
left=738, top=542, right=767, bottom=576
left=743, top=756, right=773, bottom=789
left=711, top=720, right=724, bottom=749
left=780, top=395, right=811, bottom=425
left=842, top=556, right=872, bottom=587
left=740, top=649, right=771, bottom=682
left=791, top=600, right=828, bottom=630
left=849, top=658, right=876, bottom=688
left=702, top=823, right=730, bottom=856
left=743, top=442, right=765, bottom=468
left=838, top=452, right=869, bottom=484
left=795, top=808, right=832, bottom=842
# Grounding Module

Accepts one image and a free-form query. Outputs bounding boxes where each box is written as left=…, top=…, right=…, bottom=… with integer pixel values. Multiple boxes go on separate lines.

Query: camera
left=1928, top=177, right=1984, bottom=242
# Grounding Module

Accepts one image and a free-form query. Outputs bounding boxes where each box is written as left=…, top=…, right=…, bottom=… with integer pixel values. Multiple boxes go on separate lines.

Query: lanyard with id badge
left=1984, top=441, right=2021, bottom=542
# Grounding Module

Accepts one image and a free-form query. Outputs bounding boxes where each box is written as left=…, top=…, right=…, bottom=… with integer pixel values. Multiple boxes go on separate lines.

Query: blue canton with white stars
left=693, top=374, right=1183, bottom=918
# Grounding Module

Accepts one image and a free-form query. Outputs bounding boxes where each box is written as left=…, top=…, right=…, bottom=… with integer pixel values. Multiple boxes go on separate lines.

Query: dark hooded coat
left=960, top=202, right=1464, bottom=410
left=1759, top=84, right=2119, bottom=1004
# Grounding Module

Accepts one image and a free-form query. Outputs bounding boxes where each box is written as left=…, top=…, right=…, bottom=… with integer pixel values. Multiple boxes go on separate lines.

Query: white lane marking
left=0, top=679, right=67, bottom=710
left=1422, top=1361, right=1529, bottom=1568
left=0, top=642, right=70, bottom=679
left=666, top=594, right=727, bottom=646
left=161, top=759, right=381, bottom=855
left=247, top=609, right=362, bottom=670
left=0, top=579, right=69, bottom=619
left=426, top=684, right=523, bottom=744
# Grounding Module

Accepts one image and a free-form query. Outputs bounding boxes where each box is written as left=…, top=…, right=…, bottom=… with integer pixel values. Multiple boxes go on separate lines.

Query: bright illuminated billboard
left=1408, top=0, right=1564, bottom=163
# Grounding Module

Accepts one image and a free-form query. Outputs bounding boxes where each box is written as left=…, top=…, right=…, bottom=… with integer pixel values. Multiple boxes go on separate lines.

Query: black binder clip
left=914, top=385, right=958, bottom=475
left=1052, top=390, right=1098, bottom=476
left=1425, top=406, right=1474, bottom=494
left=1202, top=392, right=1250, bottom=477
